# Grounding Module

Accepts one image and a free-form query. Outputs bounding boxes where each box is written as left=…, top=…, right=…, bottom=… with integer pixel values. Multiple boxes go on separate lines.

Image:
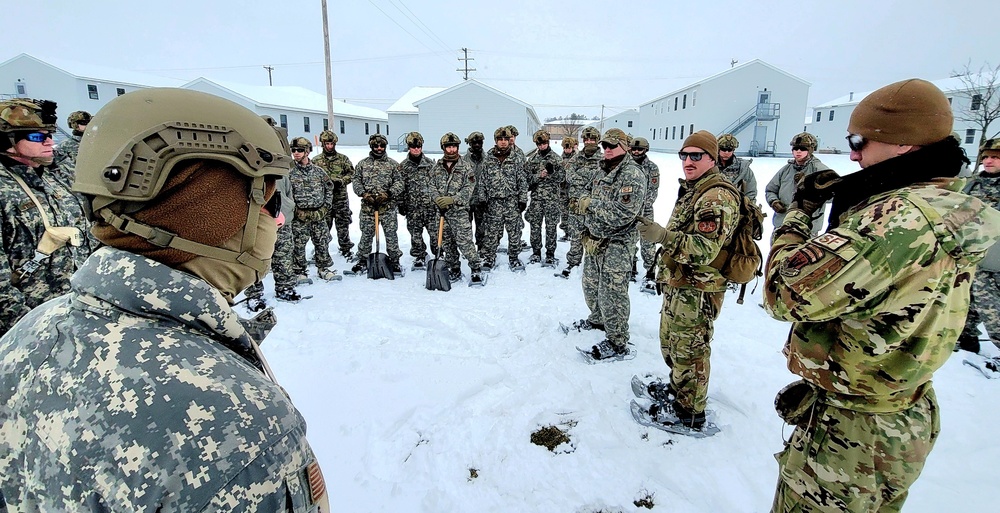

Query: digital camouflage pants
left=246, top=224, right=296, bottom=298
left=659, top=286, right=725, bottom=414
left=292, top=217, right=333, bottom=274
left=324, top=192, right=353, bottom=254
left=442, top=208, right=481, bottom=271
left=525, top=196, right=561, bottom=257
left=634, top=207, right=657, bottom=274
left=564, top=212, right=585, bottom=267
left=771, top=389, right=940, bottom=513
left=406, top=204, right=439, bottom=259
left=482, top=197, right=524, bottom=265
left=582, top=238, right=633, bottom=347
left=357, top=207, right=403, bottom=262
left=960, top=269, right=1000, bottom=349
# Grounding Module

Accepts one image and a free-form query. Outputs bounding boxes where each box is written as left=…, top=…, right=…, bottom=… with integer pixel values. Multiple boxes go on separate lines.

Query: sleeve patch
left=814, top=233, right=849, bottom=250
left=697, top=220, right=717, bottom=233
left=621, top=194, right=631, bottom=204
left=620, top=186, right=634, bottom=194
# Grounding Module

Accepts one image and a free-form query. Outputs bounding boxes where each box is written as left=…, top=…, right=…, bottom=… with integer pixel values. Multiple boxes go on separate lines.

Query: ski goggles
left=677, top=151, right=708, bottom=162
left=846, top=134, right=867, bottom=152
left=18, top=131, right=53, bottom=143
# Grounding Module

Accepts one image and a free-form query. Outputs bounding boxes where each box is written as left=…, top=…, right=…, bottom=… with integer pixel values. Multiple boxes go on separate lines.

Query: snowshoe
left=469, top=270, right=487, bottom=287
left=631, top=375, right=675, bottom=405
left=629, top=400, right=719, bottom=438
left=389, top=260, right=404, bottom=277
left=448, top=268, right=463, bottom=283
left=964, top=354, right=1000, bottom=379
left=295, top=274, right=314, bottom=286
left=340, top=249, right=354, bottom=260
left=317, top=268, right=342, bottom=282
left=555, top=264, right=576, bottom=279
left=576, top=339, right=635, bottom=364
left=275, top=289, right=311, bottom=303
left=519, top=240, right=530, bottom=252
left=343, top=261, right=367, bottom=276
left=497, top=246, right=507, bottom=254
left=411, top=259, right=426, bottom=272
left=541, top=256, right=559, bottom=268
left=528, top=253, right=542, bottom=265
left=509, top=258, right=525, bottom=272
left=640, top=277, right=658, bottom=295
left=246, top=297, right=267, bottom=313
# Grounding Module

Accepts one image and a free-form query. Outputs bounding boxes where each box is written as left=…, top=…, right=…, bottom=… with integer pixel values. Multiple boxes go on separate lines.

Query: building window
left=386, top=124, right=389, bottom=136
left=948, top=97, right=953, bottom=105
left=692, top=90, right=697, bottom=107
left=816, top=111, right=822, bottom=122
left=674, top=97, right=678, bottom=111
left=972, top=94, right=982, bottom=111
left=376, top=124, right=380, bottom=134
left=966, top=129, right=976, bottom=144
left=116, top=87, right=126, bottom=96
left=303, top=116, right=311, bottom=133
left=651, top=130, right=655, bottom=141
left=672, top=126, right=677, bottom=139
left=680, top=125, right=685, bottom=139
left=690, top=124, right=694, bottom=135
left=340, top=120, right=345, bottom=134
left=87, top=84, right=99, bottom=100
left=682, top=94, right=687, bottom=109
left=829, top=110, right=835, bottom=121
left=627, top=120, right=633, bottom=128
left=14, top=82, right=26, bottom=96
left=279, top=114, right=287, bottom=129
left=322, top=118, right=329, bottom=131
left=365, top=122, right=370, bottom=135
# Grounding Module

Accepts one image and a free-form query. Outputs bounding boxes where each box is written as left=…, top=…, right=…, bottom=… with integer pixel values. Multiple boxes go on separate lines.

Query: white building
left=637, top=59, right=810, bottom=156
left=808, top=77, right=990, bottom=158
left=387, top=86, right=445, bottom=150
left=584, top=109, right=639, bottom=137
left=181, top=78, right=387, bottom=147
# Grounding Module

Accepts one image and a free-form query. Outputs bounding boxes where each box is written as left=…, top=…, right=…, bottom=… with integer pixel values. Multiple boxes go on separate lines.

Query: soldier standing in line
left=479, top=126, right=528, bottom=271
left=398, top=132, right=438, bottom=270
left=0, top=99, right=94, bottom=337
left=463, top=131, right=488, bottom=250
left=0, top=87, right=329, bottom=511
left=312, top=129, right=355, bottom=259
left=559, top=126, right=603, bottom=278
left=288, top=137, right=339, bottom=282
left=764, top=79, right=1000, bottom=512
left=957, top=137, right=1000, bottom=354
left=52, top=110, right=91, bottom=174
left=352, top=134, right=404, bottom=275
left=716, top=133, right=758, bottom=202
left=765, top=132, right=831, bottom=236
left=574, top=128, right=646, bottom=360
left=558, top=135, right=578, bottom=242
left=507, top=124, right=530, bottom=253
left=629, top=136, right=660, bottom=286
left=524, top=130, right=565, bottom=265
left=430, top=132, right=484, bottom=284
left=635, top=130, right=741, bottom=431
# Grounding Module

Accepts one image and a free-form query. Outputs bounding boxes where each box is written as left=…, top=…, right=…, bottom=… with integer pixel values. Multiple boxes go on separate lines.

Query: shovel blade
left=367, top=253, right=395, bottom=280
left=425, top=258, right=451, bottom=291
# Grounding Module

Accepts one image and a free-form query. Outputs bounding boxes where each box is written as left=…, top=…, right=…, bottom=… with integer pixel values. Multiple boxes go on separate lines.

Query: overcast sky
left=24, top=0, right=996, bottom=121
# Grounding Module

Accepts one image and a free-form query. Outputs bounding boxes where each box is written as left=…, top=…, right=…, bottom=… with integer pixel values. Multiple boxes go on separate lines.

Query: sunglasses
left=20, top=131, right=53, bottom=143
left=677, top=151, right=707, bottom=162
left=262, top=192, right=281, bottom=219
left=407, top=143, right=422, bottom=149
left=791, top=146, right=809, bottom=152
left=291, top=147, right=307, bottom=153
left=719, top=147, right=735, bottom=152
left=601, top=142, right=619, bottom=150
left=846, top=134, right=867, bottom=152
left=371, top=143, right=386, bottom=149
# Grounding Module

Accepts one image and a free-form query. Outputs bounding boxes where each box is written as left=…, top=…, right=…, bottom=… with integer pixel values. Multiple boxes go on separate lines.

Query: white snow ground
left=250, top=146, right=999, bottom=512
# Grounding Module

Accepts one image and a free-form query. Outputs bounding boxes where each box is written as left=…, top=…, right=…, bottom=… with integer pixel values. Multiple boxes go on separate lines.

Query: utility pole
left=322, top=0, right=334, bottom=129
left=263, top=65, right=274, bottom=86
left=456, top=48, right=476, bottom=80
left=600, top=105, right=605, bottom=133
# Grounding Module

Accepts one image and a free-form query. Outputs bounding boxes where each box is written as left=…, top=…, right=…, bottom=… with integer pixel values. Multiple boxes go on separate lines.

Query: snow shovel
left=426, top=215, right=451, bottom=291
left=367, top=209, right=394, bottom=280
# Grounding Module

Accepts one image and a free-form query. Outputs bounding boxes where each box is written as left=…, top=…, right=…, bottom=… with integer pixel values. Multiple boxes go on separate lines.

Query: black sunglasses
left=19, top=131, right=53, bottom=143
left=791, top=145, right=809, bottom=152
left=291, top=147, right=307, bottom=153
left=372, top=143, right=386, bottom=149
left=601, top=142, right=619, bottom=150
left=846, top=134, right=867, bottom=152
left=677, top=151, right=707, bottom=162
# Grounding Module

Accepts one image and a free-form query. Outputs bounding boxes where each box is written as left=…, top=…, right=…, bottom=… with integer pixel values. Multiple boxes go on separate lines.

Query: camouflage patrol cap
left=630, top=137, right=650, bottom=150
left=494, top=126, right=513, bottom=140
left=465, top=131, right=485, bottom=144
left=290, top=136, right=312, bottom=152
left=562, top=136, right=578, bottom=149
left=67, top=110, right=92, bottom=127
left=581, top=126, right=601, bottom=140
left=440, top=132, right=461, bottom=149
left=533, top=130, right=550, bottom=145
left=369, top=133, right=388, bottom=148
left=319, top=130, right=338, bottom=144
left=405, top=131, right=424, bottom=148
left=506, top=125, right=519, bottom=137
left=717, top=133, right=739, bottom=151
left=601, top=128, right=628, bottom=147
left=0, top=98, right=58, bottom=133
left=982, top=138, right=1000, bottom=158
left=790, top=132, right=817, bottom=151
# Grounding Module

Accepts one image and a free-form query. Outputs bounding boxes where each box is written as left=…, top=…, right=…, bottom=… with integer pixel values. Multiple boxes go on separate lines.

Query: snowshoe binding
left=631, top=375, right=676, bottom=405
left=469, top=269, right=487, bottom=287
left=246, top=296, right=267, bottom=313
left=411, top=259, right=426, bottom=272
left=343, top=261, right=367, bottom=276
left=528, top=253, right=542, bottom=265
left=317, top=268, right=342, bottom=282
left=541, top=256, right=559, bottom=268
left=509, top=258, right=525, bottom=272
left=630, top=400, right=719, bottom=438
left=275, top=288, right=310, bottom=303
left=294, top=274, right=314, bottom=286
left=559, top=318, right=606, bottom=334
left=576, top=339, right=635, bottom=364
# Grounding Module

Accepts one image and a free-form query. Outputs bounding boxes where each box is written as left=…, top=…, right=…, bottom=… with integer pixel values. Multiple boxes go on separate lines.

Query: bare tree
left=545, top=113, right=588, bottom=139
left=952, top=61, right=1000, bottom=159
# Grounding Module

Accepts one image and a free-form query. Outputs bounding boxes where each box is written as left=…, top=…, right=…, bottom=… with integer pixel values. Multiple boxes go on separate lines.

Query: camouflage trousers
left=406, top=204, right=440, bottom=259
left=292, top=217, right=333, bottom=274
left=470, top=204, right=487, bottom=250
left=634, top=208, right=656, bottom=274
left=960, top=269, right=1000, bottom=349
left=357, top=207, right=403, bottom=262
left=525, top=196, right=561, bottom=257
left=442, top=208, right=481, bottom=270
left=659, top=286, right=725, bottom=414
left=482, top=197, right=524, bottom=265
left=246, top=225, right=296, bottom=298
left=771, top=388, right=940, bottom=513
left=558, top=191, right=569, bottom=234
left=582, top=238, right=634, bottom=346
left=564, top=212, right=585, bottom=267
left=324, top=193, right=353, bottom=254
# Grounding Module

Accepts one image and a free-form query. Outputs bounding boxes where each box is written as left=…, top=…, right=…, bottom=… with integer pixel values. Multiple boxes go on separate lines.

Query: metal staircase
left=719, top=97, right=781, bottom=157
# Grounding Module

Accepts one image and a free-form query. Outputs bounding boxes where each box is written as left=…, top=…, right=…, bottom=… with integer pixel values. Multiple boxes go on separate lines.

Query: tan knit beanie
left=848, top=78, right=953, bottom=145
left=682, top=130, right=718, bottom=159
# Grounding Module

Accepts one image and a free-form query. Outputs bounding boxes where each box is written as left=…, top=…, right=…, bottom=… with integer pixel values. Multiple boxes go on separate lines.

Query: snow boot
left=317, top=268, right=342, bottom=281
left=294, top=274, right=313, bottom=286
left=646, top=381, right=676, bottom=405
left=588, top=339, right=628, bottom=361
left=649, top=402, right=706, bottom=430
left=389, top=260, right=403, bottom=277
left=528, top=252, right=542, bottom=264
left=557, top=264, right=577, bottom=279
left=448, top=267, right=463, bottom=283
left=350, top=260, right=367, bottom=275
left=509, top=258, right=525, bottom=272
left=340, top=248, right=354, bottom=260
left=956, top=332, right=981, bottom=354
left=411, top=259, right=426, bottom=271
left=246, top=296, right=267, bottom=312
left=542, top=255, right=558, bottom=268
left=469, top=269, right=485, bottom=286
left=572, top=318, right=605, bottom=332
left=275, top=288, right=304, bottom=303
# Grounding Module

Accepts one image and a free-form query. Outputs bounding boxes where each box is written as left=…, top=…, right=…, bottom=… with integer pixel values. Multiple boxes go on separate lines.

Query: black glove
left=790, top=169, right=842, bottom=216
left=518, top=201, right=527, bottom=213
left=544, top=162, right=554, bottom=173
left=398, top=204, right=410, bottom=217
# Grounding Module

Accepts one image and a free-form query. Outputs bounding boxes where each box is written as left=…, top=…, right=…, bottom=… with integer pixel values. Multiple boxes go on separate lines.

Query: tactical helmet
left=261, top=114, right=277, bottom=127
left=562, top=136, right=578, bottom=149
left=440, top=132, right=461, bottom=149
left=369, top=134, right=388, bottom=148
left=0, top=98, right=58, bottom=134
left=581, top=126, right=601, bottom=141
left=290, top=136, right=313, bottom=153
left=465, top=131, right=485, bottom=144
left=533, top=130, right=550, bottom=145
left=319, top=130, right=338, bottom=144
left=506, top=125, right=519, bottom=137
left=602, top=128, right=628, bottom=147
left=981, top=138, right=1000, bottom=152
left=261, top=115, right=290, bottom=155
left=717, top=133, right=739, bottom=151
left=494, top=126, right=513, bottom=140
left=67, top=110, right=92, bottom=127
left=405, top=131, right=424, bottom=148
left=630, top=137, right=650, bottom=151
left=790, top=132, right=817, bottom=151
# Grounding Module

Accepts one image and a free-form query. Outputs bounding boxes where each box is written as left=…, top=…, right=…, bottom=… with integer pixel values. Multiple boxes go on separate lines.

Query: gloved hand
left=398, top=204, right=410, bottom=217
left=574, top=196, right=591, bottom=215
left=374, top=191, right=389, bottom=206
left=329, top=177, right=343, bottom=186
left=470, top=199, right=485, bottom=212
left=362, top=193, right=376, bottom=206
left=434, top=196, right=455, bottom=210
left=637, top=216, right=667, bottom=244
left=518, top=201, right=527, bottom=213
left=790, top=169, right=842, bottom=216
left=770, top=200, right=787, bottom=214
left=544, top=162, right=554, bottom=173
left=317, top=207, right=328, bottom=220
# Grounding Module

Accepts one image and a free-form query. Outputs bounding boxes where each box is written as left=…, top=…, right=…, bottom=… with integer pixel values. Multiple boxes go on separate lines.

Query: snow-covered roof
left=387, top=86, right=445, bottom=114
left=414, top=79, right=534, bottom=112
left=2, top=53, right=185, bottom=88
left=641, top=59, right=810, bottom=105
left=814, top=77, right=978, bottom=108
left=182, top=78, right=386, bottom=120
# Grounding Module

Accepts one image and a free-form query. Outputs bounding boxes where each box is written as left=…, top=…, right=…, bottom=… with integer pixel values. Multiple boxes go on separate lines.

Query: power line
left=136, top=52, right=442, bottom=73
left=365, top=0, right=453, bottom=67
left=387, top=0, right=453, bottom=56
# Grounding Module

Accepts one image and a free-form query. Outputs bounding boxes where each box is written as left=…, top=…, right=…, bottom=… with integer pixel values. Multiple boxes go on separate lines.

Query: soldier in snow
left=559, top=126, right=603, bottom=278
left=288, top=136, right=339, bottom=282
left=629, top=136, right=660, bottom=286
left=524, top=129, right=565, bottom=266
left=398, top=131, right=438, bottom=270
left=352, top=133, right=404, bottom=275
left=479, top=126, right=528, bottom=271
left=463, top=131, right=489, bottom=250
left=429, top=132, right=484, bottom=284
left=716, top=133, right=758, bottom=202
left=312, top=129, right=355, bottom=259
left=765, top=132, right=831, bottom=237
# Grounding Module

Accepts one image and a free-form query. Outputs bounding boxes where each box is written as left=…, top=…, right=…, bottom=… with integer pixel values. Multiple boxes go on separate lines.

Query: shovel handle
left=373, top=209, right=381, bottom=251
left=436, top=215, right=445, bottom=247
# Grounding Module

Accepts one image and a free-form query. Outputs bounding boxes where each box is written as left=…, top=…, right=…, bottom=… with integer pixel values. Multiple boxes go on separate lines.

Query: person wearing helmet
left=764, top=131, right=831, bottom=236
left=558, top=125, right=603, bottom=278
left=956, top=137, right=1000, bottom=354
left=557, top=136, right=578, bottom=242
left=288, top=136, right=340, bottom=282
left=629, top=136, right=660, bottom=287
left=0, top=99, right=95, bottom=336
left=430, top=132, right=484, bottom=284
left=505, top=125, right=531, bottom=253
left=524, top=130, right=565, bottom=266
left=52, top=110, right=92, bottom=172
left=477, top=126, right=528, bottom=271
left=573, top=128, right=646, bottom=361
left=463, top=131, right=488, bottom=249
left=313, top=129, right=356, bottom=259
left=398, top=132, right=438, bottom=270
left=351, top=133, right=404, bottom=275
left=716, top=133, right=758, bottom=202
left=0, top=88, right=329, bottom=511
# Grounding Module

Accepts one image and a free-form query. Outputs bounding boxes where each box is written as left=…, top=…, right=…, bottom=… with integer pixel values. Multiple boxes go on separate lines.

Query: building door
left=758, top=91, right=770, bottom=105
left=752, top=125, right=768, bottom=156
